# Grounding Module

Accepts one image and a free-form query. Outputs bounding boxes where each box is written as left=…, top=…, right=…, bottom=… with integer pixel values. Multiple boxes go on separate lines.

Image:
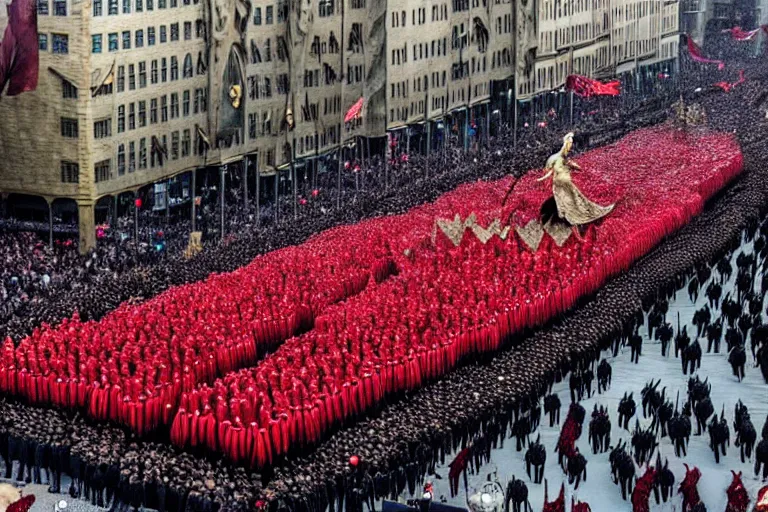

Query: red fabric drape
left=565, top=75, right=620, bottom=98
left=344, top=97, right=364, bottom=123
left=686, top=35, right=725, bottom=70
left=0, top=0, right=39, bottom=96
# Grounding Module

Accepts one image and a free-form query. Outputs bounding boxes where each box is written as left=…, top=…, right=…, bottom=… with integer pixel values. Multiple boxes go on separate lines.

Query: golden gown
left=540, top=149, right=614, bottom=227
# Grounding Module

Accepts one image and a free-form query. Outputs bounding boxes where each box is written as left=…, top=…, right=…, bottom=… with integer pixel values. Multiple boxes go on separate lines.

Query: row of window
left=114, top=129, right=195, bottom=178
left=113, top=55, right=204, bottom=95
left=36, top=0, right=66, bottom=16
left=116, top=89, right=208, bottom=134
left=92, top=0, right=197, bottom=16
left=92, top=22, right=202, bottom=53
left=253, top=3, right=286, bottom=25
left=37, top=33, right=69, bottom=54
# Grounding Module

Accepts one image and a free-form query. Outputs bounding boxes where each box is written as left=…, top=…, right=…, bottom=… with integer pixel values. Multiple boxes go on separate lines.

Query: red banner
left=344, top=97, right=363, bottom=123
left=722, top=26, right=762, bottom=40
left=686, top=35, right=725, bottom=70
left=713, top=69, right=745, bottom=93
left=0, top=0, right=39, bottom=96
left=565, top=75, right=621, bottom=98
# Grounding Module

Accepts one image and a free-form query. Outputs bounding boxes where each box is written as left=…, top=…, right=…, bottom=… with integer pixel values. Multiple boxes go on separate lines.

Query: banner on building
left=565, top=75, right=621, bottom=98
left=0, top=0, right=39, bottom=96
left=344, top=97, right=364, bottom=123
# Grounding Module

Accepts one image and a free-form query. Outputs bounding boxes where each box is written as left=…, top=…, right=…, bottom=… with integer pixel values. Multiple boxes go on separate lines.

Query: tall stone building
left=0, top=0, right=679, bottom=250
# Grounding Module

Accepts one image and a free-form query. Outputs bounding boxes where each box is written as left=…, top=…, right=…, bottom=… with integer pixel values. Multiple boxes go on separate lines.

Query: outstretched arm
left=537, top=170, right=553, bottom=182
left=569, top=160, right=581, bottom=170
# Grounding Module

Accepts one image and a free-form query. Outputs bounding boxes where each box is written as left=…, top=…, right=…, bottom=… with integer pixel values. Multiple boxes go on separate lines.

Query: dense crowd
left=0, top=87, right=671, bottom=343
left=2, top=45, right=768, bottom=512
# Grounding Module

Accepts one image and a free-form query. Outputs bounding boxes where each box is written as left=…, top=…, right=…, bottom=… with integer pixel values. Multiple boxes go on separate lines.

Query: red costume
left=725, top=471, right=749, bottom=512
left=542, top=482, right=565, bottom=512
left=631, top=467, right=656, bottom=512
left=754, top=485, right=768, bottom=512
left=678, top=464, right=702, bottom=512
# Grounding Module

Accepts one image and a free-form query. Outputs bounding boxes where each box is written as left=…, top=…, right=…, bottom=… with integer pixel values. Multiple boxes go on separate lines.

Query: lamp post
left=220, top=165, right=226, bottom=240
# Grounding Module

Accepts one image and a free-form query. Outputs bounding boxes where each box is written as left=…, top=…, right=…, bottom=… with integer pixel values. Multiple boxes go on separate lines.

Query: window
left=319, top=0, right=333, bottom=16
left=94, top=118, right=112, bottom=138
left=52, top=34, right=68, bottom=54
left=249, top=113, right=257, bottom=139
left=183, top=90, right=190, bottom=116
left=254, top=6, right=261, bottom=24
left=266, top=5, right=273, bottom=23
left=139, top=62, right=147, bottom=88
left=150, top=98, right=158, bottom=123
left=170, top=22, right=179, bottom=41
left=61, top=117, right=78, bottom=138
left=170, top=56, right=178, bottom=80
left=182, top=129, right=191, bottom=156
left=161, top=95, right=168, bottom=121
left=135, top=0, right=142, bottom=10
left=161, top=58, right=168, bottom=82
left=108, top=0, right=117, bottom=13
left=351, top=0, right=364, bottom=7
left=38, top=34, right=48, bottom=50
left=195, top=19, right=205, bottom=38
left=183, top=54, right=193, bottom=78
left=118, top=144, right=126, bottom=175
left=95, top=160, right=111, bottom=183
left=146, top=0, right=152, bottom=9
left=62, top=80, right=77, bottom=98
left=184, top=21, right=192, bottom=40
left=93, top=0, right=102, bottom=15
left=194, top=88, right=203, bottom=113
left=151, top=60, right=158, bottom=84
left=92, top=34, right=102, bottom=53
left=60, top=161, right=79, bottom=183
left=129, top=142, right=136, bottom=172
left=37, top=0, right=49, bottom=15
left=53, top=0, right=66, bottom=15
left=264, top=39, right=271, bottom=61
left=109, top=33, right=118, bottom=51
left=117, top=65, right=125, bottom=91
left=148, top=27, right=156, bottom=45
left=160, top=25, right=167, bottom=43
left=158, top=0, right=165, bottom=7
left=135, top=29, right=144, bottom=48
left=138, top=101, right=146, bottom=126
left=171, top=131, right=179, bottom=159
left=122, top=0, right=130, bottom=13
left=170, top=92, right=179, bottom=118
left=139, top=139, right=147, bottom=169
left=197, top=52, right=206, bottom=74
left=128, top=64, right=136, bottom=89
left=122, top=31, right=131, bottom=49
left=277, top=0, right=287, bottom=20
left=117, top=105, right=125, bottom=132
left=129, top=103, right=135, bottom=129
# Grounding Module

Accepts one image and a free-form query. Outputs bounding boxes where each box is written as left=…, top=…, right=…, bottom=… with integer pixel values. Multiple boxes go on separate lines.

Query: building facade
left=0, top=0, right=679, bottom=250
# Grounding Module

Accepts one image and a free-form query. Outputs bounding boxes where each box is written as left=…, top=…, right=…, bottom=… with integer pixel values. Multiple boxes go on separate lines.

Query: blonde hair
left=0, top=484, right=21, bottom=512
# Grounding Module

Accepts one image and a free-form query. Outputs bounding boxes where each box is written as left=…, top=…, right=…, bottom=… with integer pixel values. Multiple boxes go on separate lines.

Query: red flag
left=565, top=75, right=621, bottom=98
left=344, top=97, right=363, bottom=123
left=0, top=0, right=39, bottom=96
left=686, top=35, right=725, bottom=70
left=722, top=26, right=761, bottom=40
left=713, top=69, right=745, bottom=93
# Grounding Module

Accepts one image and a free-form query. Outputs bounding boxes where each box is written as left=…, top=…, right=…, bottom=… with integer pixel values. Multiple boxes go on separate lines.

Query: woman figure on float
left=537, top=132, right=615, bottom=242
